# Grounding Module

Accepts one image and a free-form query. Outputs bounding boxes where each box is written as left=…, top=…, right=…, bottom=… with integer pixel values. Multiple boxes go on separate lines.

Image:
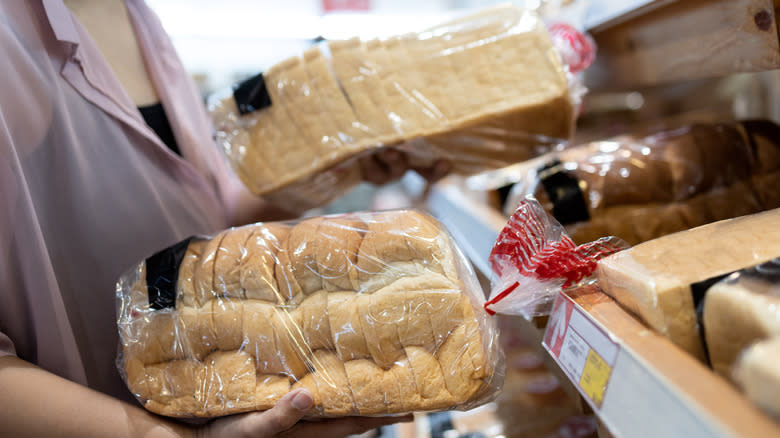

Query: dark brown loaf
left=530, top=121, right=780, bottom=245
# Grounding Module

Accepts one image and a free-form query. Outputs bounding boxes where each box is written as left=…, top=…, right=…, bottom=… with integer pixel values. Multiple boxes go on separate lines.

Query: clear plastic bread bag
left=699, top=258, right=780, bottom=418
left=115, top=209, right=504, bottom=418
left=207, top=4, right=596, bottom=211
left=496, top=120, right=780, bottom=246
left=485, top=197, right=627, bottom=319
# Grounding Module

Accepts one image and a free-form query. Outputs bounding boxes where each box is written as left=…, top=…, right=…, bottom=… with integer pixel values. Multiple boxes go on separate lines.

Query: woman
left=0, top=1, right=447, bottom=436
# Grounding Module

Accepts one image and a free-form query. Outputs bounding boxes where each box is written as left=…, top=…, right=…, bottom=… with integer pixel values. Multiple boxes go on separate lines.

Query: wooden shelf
left=423, top=179, right=780, bottom=437
left=545, top=286, right=780, bottom=438
left=584, top=0, right=780, bottom=91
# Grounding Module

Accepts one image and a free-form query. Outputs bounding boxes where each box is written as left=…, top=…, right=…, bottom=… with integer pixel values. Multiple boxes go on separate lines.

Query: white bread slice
left=703, top=271, right=780, bottom=378
left=298, top=290, right=333, bottom=350
left=212, top=297, right=244, bottom=352
left=275, top=217, right=324, bottom=299
left=202, top=351, right=257, bottom=416
left=328, top=38, right=396, bottom=139
left=177, top=239, right=207, bottom=307
left=309, top=350, right=357, bottom=415
left=405, top=346, right=456, bottom=410
left=327, top=291, right=371, bottom=361
left=242, top=300, right=285, bottom=374
left=255, top=374, right=292, bottom=411
left=344, top=359, right=387, bottom=414
left=302, top=47, right=366, bottom=150
left=241, top=224, right=288, bottom=304
left=363, top=38, right=424, bottom=136
left=733, top=337, right=780, bottom=419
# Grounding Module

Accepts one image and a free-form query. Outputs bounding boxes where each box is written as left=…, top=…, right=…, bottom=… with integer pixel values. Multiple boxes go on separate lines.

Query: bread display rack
left=415, top=171, right=780, bottom=437
left=404, top=1, right=780, bottom=436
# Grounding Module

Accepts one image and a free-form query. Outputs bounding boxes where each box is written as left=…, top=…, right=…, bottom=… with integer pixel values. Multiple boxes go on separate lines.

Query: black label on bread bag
left=740, top=119, right=780, bottom=159
left=233, top=73, right=272, bottom=115
left=538, top=160, right=590, bottom=225
left=742, top=257, right=780, bottom=283
left=691, top=273, right=730, bottom=367
left=690, top=257, right=780, bottom=366
left=145, top=237, right=193, bottom=310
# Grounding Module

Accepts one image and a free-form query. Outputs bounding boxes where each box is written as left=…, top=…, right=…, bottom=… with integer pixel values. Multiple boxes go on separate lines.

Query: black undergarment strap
left=138, top=102, right=181, bottom=156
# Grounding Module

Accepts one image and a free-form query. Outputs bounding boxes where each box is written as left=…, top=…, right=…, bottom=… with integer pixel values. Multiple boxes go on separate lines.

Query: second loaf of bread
left=116, top=210, right=502, bottom=418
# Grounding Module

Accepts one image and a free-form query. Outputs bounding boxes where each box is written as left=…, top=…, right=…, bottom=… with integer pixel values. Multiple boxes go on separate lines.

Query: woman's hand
left=201, top=389, right=413, bottom=438
left=359, top=148, right=451, bottom=186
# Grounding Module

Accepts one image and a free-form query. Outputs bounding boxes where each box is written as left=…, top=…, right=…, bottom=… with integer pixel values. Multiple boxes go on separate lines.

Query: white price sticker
left=543, top=292, right=619, bottom=409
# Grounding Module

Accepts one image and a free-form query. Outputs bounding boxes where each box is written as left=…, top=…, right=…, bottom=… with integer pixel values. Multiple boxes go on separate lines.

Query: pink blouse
left=0, top=0, right=245, bottom=402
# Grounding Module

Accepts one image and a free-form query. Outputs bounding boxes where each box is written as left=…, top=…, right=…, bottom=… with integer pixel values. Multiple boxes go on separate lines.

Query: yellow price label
left=579, top=349, right=611, bottom=407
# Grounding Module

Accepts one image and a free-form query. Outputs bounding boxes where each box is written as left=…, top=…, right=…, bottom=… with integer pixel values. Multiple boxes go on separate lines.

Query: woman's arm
left=0, top=356, right=193, bottom=438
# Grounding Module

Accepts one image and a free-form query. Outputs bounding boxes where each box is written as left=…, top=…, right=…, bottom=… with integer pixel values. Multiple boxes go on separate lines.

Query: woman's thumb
left=236, top=389, right=313, bottom=437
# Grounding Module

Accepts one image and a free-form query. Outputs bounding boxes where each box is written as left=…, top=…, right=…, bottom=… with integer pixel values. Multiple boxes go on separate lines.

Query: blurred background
left=145, top=0, right=780, bottom=216
left=146, top=0, right=522, bottom=96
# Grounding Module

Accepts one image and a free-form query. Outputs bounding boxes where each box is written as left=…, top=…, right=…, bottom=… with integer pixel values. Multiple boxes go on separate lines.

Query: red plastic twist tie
left=486, top=199, right=625, bottom=314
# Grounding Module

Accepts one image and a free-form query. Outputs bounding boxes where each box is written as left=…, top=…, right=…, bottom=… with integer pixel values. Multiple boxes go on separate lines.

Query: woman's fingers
left=359, top=149, right=408, bottom=185
left=414, top=159, right=452, bottom=183
left=360, top=148, right=452, bottom=186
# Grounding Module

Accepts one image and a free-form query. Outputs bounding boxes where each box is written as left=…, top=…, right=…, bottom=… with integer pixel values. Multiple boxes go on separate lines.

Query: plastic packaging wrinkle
left=115, top=209, right=504, bottom=418
left=503, top=120, right=780, bottom=246
left=209, top=4, right=589, bottom=210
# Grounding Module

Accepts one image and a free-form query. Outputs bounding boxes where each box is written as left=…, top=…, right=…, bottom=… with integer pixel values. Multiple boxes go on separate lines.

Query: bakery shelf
left=545, top=286, right=780, bottom=438
left=584, top=0, right=780, bottom=91
left=421, top=179, right=780, bottom=438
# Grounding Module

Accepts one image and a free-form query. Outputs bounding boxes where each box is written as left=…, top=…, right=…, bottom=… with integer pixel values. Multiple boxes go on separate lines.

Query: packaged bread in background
left=700, top=258, right=780, bottom=418
left=597, top=209, right=780, bottom=363
left=115, top=210, right=503, bottom=418
left=503, top=120, right=780, bottom=245
left=734, top=337, right=780, bottom=420
left=702, top=258, right=780, bottom=379
left=209, top=4, right=592, bottom=210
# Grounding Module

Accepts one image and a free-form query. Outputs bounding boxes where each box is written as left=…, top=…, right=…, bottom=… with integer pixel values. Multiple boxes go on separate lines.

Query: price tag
left=543, top=292, right=619, bottom=409
left=580, top=349, right=611, bottom=406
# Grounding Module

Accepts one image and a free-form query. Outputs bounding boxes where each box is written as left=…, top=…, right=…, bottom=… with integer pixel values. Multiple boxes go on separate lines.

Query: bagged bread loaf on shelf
left=702, top=258, right=780, bottom=379
left=597, top=209, right=780, bottom=363
left=115, top=210, right=503, bottom=418
left=503, top=120, right=780, bottom=245
left=210, top=5, right=584, bottom=210
left=733, top=337, right=780, bottom=419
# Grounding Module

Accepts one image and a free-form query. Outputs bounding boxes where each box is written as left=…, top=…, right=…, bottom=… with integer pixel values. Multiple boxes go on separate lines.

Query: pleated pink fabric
left=0, top=0, right=244, bottom=402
